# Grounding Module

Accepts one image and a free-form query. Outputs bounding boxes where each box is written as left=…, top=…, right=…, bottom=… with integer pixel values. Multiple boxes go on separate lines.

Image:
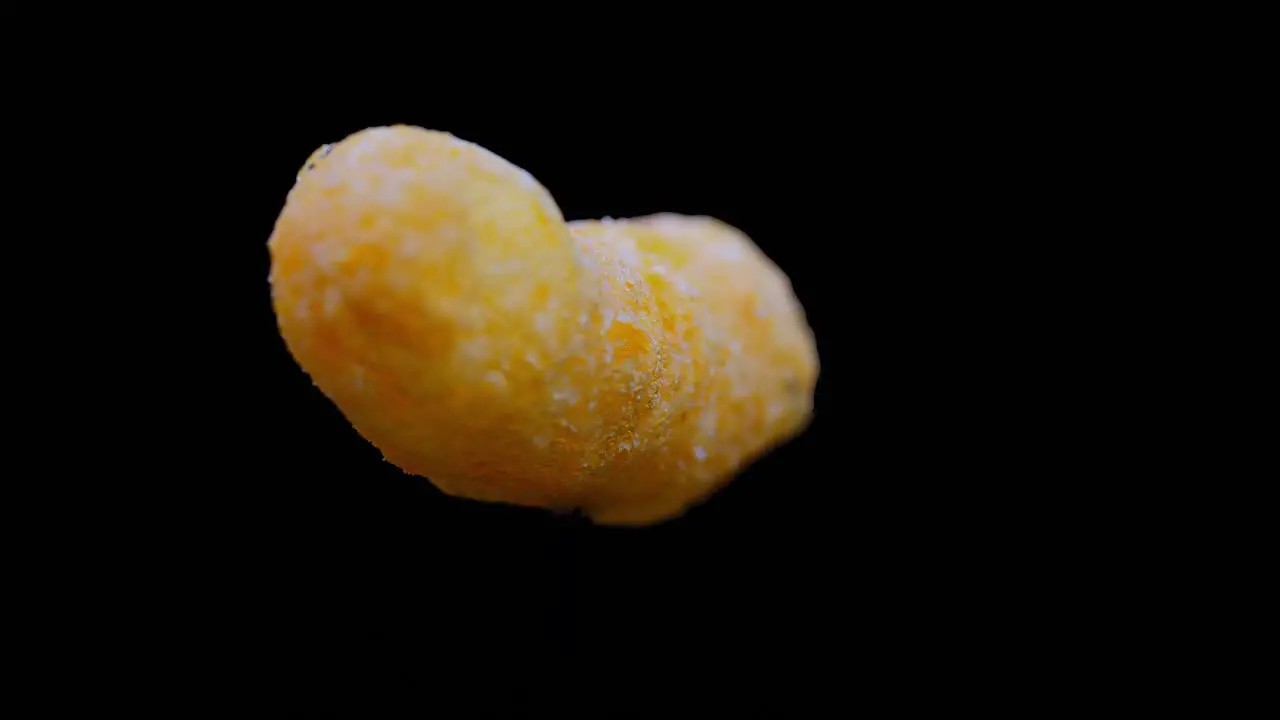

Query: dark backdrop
left=37, top=30, right=1124, bottom=716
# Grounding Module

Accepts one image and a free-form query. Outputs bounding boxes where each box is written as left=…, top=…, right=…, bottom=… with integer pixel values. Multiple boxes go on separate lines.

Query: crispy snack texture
left=269, top=126, right=817, bottom=525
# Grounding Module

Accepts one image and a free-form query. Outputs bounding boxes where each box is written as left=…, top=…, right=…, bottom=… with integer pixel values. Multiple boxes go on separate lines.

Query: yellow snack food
left=268, top=126, right=818, bottom=525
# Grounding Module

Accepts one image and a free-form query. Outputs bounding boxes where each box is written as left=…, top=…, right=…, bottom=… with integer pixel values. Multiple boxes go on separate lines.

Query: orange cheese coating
left=268, top=126, right=818, bottom=525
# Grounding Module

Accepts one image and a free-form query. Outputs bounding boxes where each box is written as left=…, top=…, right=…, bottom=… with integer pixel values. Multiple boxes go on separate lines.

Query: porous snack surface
left=269, top=126, right=818, bottom=525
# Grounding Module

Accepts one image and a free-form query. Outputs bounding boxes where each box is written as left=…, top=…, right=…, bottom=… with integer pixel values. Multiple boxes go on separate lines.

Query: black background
left=44, top=28, right=1170, bottom=716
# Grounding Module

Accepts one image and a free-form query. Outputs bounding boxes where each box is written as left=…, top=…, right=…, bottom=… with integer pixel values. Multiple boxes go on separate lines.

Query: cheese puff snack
left=269, top=126, right=817, bottom=525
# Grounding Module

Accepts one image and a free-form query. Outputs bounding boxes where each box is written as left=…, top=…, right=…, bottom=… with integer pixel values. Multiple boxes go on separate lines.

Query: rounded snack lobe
left=268, top=125, right=818, bottom=526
